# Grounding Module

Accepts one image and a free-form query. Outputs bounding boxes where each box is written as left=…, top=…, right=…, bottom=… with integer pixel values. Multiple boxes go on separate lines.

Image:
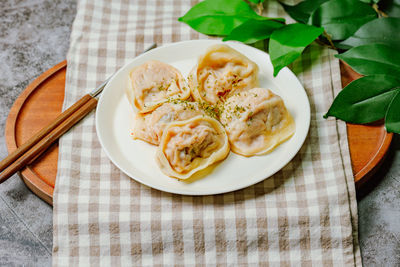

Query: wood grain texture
left=4, top=60, right=393, bottom=204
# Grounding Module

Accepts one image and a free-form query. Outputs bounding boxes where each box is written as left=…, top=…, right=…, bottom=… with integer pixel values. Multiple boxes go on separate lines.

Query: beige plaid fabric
left=53, top=0, right=361, bottom=266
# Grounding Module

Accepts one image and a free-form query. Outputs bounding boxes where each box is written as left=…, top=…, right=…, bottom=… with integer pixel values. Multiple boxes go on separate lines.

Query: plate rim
left=95, top=40, right=311, bottom=195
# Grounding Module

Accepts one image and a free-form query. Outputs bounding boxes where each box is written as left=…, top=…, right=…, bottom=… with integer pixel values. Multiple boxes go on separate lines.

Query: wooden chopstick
left=0, top=94, right=92, bottom=173
left=0, top=97, right=98, bottom=183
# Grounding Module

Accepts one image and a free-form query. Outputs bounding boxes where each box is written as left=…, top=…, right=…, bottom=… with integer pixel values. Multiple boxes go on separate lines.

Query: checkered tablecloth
left=53, top=0, right=361, bottom=266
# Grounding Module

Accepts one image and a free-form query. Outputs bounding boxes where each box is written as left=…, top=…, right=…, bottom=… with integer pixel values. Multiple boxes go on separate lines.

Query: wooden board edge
left=21, top=168, right=53, bottom=205
left=5, top=60, right=67, bottom=151
left=4, top=61, right=67, bottom=205
left=354, top=131, right=393, bottom=189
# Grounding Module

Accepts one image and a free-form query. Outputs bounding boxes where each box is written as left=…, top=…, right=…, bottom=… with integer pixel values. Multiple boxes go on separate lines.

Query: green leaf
left=324, top=75, right=400, bottom=123
left=178, top=0, right=263, bottom=36
left=309, top=0, right=376, bottom=40
left=248, top=0, right=265, bottom=3
left=223, top=19, right=284, bottom=44
left=280, top=0, right=329, bottom=24
left=339, top=18, right=400, bottom=49
left=269, top=23, right=324, bottom=76
left=385, top=91, right=400, bottom=133
left=336, top=44, right=400, bottom=77
left=380, top=0, right=400, bottom=17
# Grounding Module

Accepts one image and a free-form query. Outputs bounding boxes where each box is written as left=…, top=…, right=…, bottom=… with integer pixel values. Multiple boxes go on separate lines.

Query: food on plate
left=125, top=45, right=298, bottom=180
left=156, top=116, right=229, bottom=179
left=131, top=101, right=205, bottom=145
left=188, top=44, right=259, bottom=105
left=125, top=60, right=190, bottom=113
left=220, top=88, right=295, bottom=156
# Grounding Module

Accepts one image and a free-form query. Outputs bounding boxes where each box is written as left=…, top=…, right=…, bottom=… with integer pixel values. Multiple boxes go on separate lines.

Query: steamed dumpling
left=220, top=88, right=295, bottom=156
left=126, top=60, right=190, bottom=113
left=156, top=116, right=229, bottom=179
left=188, top=44, right=259, bottom=105
left=131, top=101, right=205, bottom=145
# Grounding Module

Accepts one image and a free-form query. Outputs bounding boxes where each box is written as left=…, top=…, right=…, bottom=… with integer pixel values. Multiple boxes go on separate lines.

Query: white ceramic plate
left=96, top=40, right=310, bottom=195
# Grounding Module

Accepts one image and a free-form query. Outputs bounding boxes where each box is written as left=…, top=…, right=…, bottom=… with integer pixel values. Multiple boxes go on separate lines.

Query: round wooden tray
left=4, top=61, right=393, bottom=205
left=5, top=61, right=66, bottom=205
left=340, top=62, right=393, bottom=188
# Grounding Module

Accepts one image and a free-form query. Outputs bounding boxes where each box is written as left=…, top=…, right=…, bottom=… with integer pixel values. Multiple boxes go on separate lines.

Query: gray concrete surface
left=357, top=135, right=400, bottom=266
left=0, top=0, right=399, bottom=266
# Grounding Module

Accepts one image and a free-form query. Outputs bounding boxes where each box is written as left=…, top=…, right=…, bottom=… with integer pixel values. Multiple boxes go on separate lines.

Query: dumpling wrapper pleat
left=131, top=101, right=205, bottom=145
left=188, top=44, right=259, bottom=105
left=126, top=60, right=190, bottom=113
left=156, top=116, right=229, bottom=179
left=220, top=88, right=295, bottom=156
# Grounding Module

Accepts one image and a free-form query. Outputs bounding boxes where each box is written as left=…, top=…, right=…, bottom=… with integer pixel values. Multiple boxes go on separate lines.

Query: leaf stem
left=372, top=3, right=388, bottom=18
left=323, top=30, right=336, bottom=50
left=256, top=3, right=264, bottom=15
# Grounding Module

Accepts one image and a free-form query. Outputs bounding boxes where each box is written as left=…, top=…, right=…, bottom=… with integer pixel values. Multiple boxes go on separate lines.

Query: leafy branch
left=179, top=0, right=400, bottom=133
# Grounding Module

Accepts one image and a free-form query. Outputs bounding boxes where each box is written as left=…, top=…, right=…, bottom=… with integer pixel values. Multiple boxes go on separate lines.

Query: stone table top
left=0, top=1, right=399, bottom=266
